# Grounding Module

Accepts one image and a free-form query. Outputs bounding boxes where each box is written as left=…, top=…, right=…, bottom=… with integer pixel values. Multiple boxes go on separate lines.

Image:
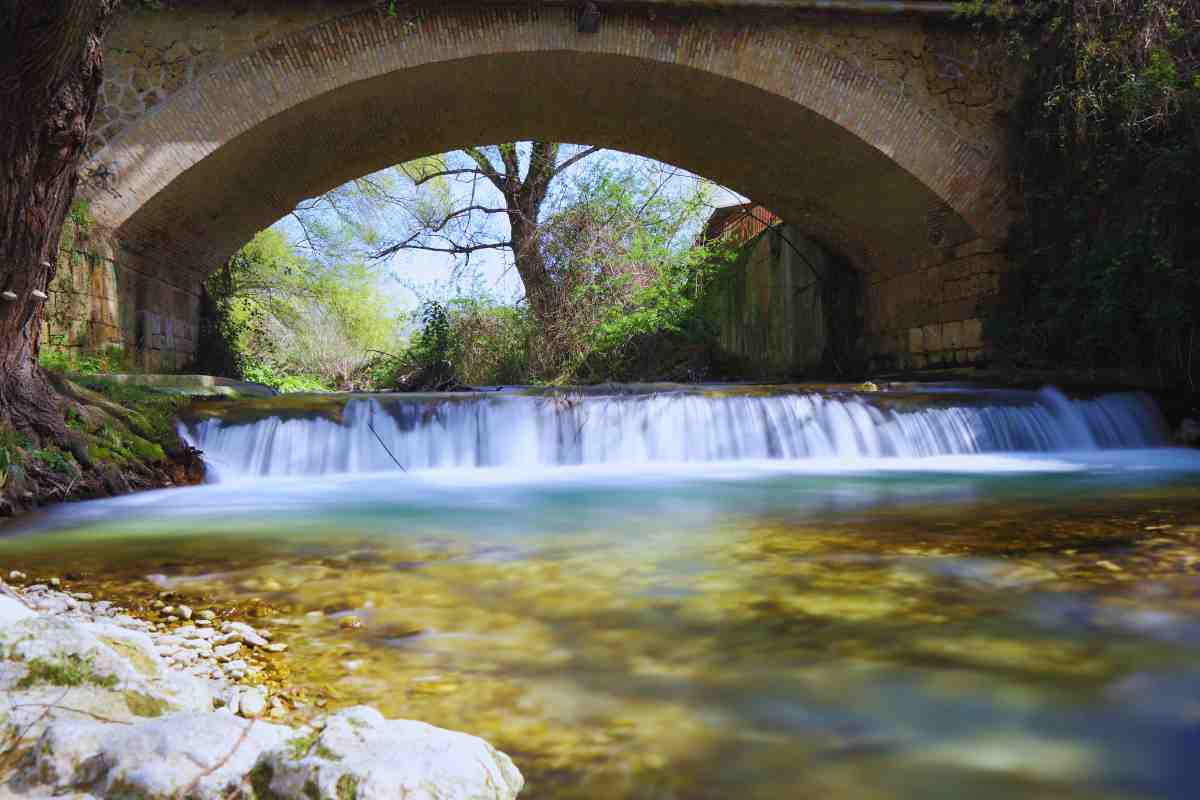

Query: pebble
left=3, top=576, right=295, bottom=725
left=339, top=615, right=363, bottom=630
left=238, top=687, right=266, bottom=718
left=214, top=642, right=242, bottom=659
left=7, top=570, right=26, bottom=582
left=49, top=577, right=61, bottom=587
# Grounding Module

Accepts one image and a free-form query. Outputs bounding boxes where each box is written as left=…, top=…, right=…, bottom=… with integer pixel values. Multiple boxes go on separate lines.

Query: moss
left=15, top=654, right=119, bottom=690
left=303, top=780, right=321, bottom=800
left=124, top=435, right=166, bottom=463
left=286, top=730, right=321, bottom=760
left=101, top=636, right=159, bottom=678
left=286, top=730, right=341, bottom=762
left=336, top=775, right=359, bottom=800
left=250, top=762, right=281, bottom=800
left=124, top=690, right=168, bottom=718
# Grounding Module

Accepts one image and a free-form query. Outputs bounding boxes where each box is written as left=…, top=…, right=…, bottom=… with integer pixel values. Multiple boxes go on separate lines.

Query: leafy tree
left=204, top=230, right=400, bottom=391
left=366, top=152, right=737, bottom=386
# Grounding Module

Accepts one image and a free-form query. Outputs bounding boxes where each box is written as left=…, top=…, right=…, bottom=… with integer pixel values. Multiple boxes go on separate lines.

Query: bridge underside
left=53, top=3, right=1014, bottom=373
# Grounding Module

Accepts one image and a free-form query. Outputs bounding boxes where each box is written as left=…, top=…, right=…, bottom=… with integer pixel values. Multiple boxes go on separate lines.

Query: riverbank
left=0, top=572, right=523, bottom=798
left=0, top=374, right=212, bottom=519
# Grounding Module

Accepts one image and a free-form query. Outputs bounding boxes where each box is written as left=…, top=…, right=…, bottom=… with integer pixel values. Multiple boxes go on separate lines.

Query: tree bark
left=0, top=1, right=117, bottom=439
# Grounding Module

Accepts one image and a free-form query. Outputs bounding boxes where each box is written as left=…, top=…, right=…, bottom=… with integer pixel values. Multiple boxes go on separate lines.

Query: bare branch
left=373, top=241, right=512, bottom=260
left=408, top=167, right=487, bottom=188
left=551, top=146, right=602, bottom=178
left=461, top=147, right=507, bottom=194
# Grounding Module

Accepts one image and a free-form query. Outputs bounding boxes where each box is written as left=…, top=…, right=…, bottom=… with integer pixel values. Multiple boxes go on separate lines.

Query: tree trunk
left=0, top=1, right=117, bottom=439
left=510, top=218, right=556, bottom=327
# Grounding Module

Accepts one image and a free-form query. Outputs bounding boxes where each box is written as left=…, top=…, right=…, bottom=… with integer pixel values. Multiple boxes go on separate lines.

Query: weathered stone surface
left=258, top=706, right=524, bottom=800
left=0, top=595, right=35, bottom=627
left=17, top=713, right=292, bottom=799
left=0, top=616, right=213, bottom=744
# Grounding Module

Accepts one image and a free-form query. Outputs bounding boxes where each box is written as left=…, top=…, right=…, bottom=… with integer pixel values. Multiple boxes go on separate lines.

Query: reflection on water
left=3, top=387, right=1200, bottom=799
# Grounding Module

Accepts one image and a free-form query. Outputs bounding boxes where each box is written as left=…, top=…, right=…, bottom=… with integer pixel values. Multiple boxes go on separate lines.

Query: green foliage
left=200, top=229, right=401, bottom=391
left=976, top=0, right=1200, bottom=383
left=68, top=199, right=93, bottom=234
left=30, top=447, right=77, bottom=476
left=39, top=346, right=133, bottom=377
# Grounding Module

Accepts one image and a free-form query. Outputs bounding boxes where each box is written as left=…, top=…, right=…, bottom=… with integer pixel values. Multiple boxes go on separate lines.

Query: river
left=3, top=384, right=1200, bottom=799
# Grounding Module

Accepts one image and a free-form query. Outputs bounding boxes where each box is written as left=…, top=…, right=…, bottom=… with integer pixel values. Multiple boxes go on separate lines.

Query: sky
left=272, top=146, right=746, bottom=316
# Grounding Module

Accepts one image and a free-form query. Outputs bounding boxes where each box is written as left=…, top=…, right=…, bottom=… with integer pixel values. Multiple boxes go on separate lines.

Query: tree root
left=0, top=370, right=205, bottom=518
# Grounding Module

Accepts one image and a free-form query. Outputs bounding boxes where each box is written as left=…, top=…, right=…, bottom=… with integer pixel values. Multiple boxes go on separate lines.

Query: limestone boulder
left=15, top=713, right=292, bottom=799
left=256, top=706, right=524, bottom=800
left=0, top=616, right=213, bottom=744
left=0, top=595, right=35, bottom=628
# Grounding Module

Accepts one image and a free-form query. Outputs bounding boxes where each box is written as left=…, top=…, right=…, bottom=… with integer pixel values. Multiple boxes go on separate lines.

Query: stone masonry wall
left=863, top=239, right=1008, bottom=370
left=45, top=220, right=202, bottom=372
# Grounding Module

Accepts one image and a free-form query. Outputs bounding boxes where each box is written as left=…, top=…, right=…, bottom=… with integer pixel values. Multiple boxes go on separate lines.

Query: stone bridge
left=54, top=0, right=1019, bottom=372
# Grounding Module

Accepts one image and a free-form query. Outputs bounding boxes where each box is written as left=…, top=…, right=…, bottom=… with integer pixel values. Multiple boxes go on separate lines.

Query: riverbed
left=3, top=385, right=1200, bottom=799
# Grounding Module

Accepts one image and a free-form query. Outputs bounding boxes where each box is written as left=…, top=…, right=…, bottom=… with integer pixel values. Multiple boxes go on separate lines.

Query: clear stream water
left=4, top=385, right=1200, bottom=799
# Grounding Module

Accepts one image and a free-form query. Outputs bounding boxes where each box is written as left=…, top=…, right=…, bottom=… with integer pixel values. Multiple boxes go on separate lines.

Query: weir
left=182, top=388, right=1167, bottom=478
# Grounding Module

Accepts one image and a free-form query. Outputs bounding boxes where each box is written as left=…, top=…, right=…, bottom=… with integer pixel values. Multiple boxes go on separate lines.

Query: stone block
left=952, top=238, right=999, bottom=260
left=942, top=320, right=964, bottom=350
left=921, top=323, right=942, bottom=353
left=961, top=318, right=984, bottom=350
left=908, top=327, right=924, bottom=354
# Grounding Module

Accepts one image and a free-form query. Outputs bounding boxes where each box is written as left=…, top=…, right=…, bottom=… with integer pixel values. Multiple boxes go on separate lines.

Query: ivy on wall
left=963, top=0, right=1200, bottom=385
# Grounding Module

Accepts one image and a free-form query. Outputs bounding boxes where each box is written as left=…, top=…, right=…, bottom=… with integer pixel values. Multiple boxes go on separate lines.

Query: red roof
left=703, top=203, right=781, bottom=244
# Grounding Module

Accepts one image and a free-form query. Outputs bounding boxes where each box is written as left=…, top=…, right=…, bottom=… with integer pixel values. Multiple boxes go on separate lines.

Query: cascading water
left=181, top=387, right=1168, bottom=479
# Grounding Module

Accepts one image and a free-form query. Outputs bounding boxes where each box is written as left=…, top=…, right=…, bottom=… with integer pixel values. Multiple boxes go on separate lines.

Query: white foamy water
left=180, top=388, right=1168, bottom=480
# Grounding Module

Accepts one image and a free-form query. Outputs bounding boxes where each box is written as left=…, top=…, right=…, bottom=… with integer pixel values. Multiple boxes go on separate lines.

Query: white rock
left=214, top=642, right=242, bottom=659
left=178, top=604, right=193, bottom=620
left=0, top=617, right=213, bottom=742
left=24, top=713, right=292, bottom=799
left=259, top=706, right=523, bottom=800
left=238, top=687, right=267, bottom=718
left=0, top=595, right=35, bottom=628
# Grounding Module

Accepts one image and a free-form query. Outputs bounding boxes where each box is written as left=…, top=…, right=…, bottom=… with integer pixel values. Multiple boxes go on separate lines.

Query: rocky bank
left=0, top=582, right=523, bottom=799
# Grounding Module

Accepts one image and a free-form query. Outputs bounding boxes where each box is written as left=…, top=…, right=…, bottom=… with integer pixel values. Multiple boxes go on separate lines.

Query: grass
left=15, top=653, right=118, bottom=691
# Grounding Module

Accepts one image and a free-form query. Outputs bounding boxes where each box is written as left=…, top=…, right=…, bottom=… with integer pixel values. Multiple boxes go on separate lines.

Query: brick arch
left=81, top=4, right=1005, bottom=277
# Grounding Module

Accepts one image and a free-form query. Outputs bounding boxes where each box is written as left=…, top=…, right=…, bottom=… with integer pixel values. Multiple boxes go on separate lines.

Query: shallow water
left=4, top=387, right=1200, bottom=799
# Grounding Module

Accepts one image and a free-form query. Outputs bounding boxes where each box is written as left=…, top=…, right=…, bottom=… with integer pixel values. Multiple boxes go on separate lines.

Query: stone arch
left=80, top=4, right=1006, bottom=280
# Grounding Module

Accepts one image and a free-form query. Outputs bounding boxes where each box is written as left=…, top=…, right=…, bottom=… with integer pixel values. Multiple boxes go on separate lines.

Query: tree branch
left=374, top=241, right=512, bottom=260
left=551, top=145, right=602, bottom=178
left=460, top=147, right=507, bottom=194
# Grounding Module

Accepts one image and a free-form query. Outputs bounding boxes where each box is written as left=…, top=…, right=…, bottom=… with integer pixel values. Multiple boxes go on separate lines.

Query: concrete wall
left=714, top=226, right=834, bottom=378
left=44, top=220, right=202, bottom=372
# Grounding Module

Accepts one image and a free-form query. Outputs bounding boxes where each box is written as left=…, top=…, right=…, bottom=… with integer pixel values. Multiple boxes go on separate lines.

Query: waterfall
left=180, top=387, right=1168, bottom=480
